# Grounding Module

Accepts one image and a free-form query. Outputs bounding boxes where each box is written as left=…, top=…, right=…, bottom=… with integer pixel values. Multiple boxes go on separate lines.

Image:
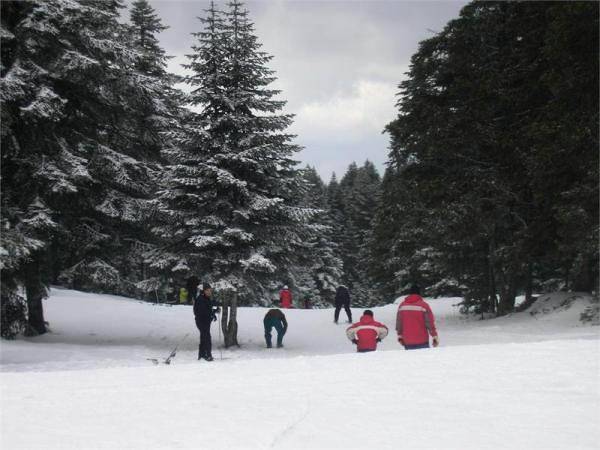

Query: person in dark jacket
left=334, top=285, right=352, bottom=324
left=186, top=275, right=200, bottom=306
left=263, top=308, right=288, bottom=348
left=194, top=282, right=221, bottom=361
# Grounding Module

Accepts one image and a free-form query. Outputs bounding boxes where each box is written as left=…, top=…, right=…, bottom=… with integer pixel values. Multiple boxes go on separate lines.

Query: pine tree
left=297, top=167, right=343, bottom=306
left=157, top=1, right=311, bottom=345
left=130, top=0, right=169, bottom=76
left=1, top=0, right=178, bottom=335
left=126, top=0, right=184, bottom=298
left=333, top=161, right=381, bottom=306
left=377, top=1, right=598, bottom=315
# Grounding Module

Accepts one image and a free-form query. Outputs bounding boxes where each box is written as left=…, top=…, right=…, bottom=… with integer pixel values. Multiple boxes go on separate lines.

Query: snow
left=1, top=288, right=599, bottom=449
left=240, top=252, right=276, bottom=272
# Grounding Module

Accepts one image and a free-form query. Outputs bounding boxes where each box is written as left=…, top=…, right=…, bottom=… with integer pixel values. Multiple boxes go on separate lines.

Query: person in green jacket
left=179, top=287, right=188, bottom=304
left=263, top=309, right=288, bottom=348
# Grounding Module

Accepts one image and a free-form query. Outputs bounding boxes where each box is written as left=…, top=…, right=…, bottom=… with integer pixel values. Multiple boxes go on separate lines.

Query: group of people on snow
left=191, top=280, right=439, bottom=362
left=345, top=285, right=439, bottom=352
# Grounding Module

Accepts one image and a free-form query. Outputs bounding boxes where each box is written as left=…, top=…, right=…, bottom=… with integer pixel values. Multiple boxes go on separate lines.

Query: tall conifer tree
left=158, top=0, right=311, bottom=314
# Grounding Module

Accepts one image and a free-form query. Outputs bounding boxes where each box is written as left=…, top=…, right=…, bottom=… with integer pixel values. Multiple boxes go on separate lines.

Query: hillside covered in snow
left=1, top=288, right=598, bottom=449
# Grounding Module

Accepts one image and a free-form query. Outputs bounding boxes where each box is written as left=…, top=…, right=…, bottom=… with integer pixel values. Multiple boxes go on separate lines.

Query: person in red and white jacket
left=396, top=285, right=439, bottom=350
left=279, top=285, right=293, bottom=308
left=346, top=310, right=388, bottom=352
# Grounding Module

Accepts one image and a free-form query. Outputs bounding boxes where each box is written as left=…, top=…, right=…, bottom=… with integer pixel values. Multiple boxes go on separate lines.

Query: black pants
left=196, top=319, right=212, bottom=359
left=405, top=342, right=430, bottom=350
left=334, top=303, right=352, bottom=323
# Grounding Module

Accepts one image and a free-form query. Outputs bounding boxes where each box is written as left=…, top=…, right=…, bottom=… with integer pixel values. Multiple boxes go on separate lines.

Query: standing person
left=193, top=282, right=221, bottom=361
left=167, top=278, right=177, bottom=303
left=396, top=285, right=439, bottom=350
left=178, top=287, right=188, bottom=304
left=334, top=285, right=352, bottom=324
left=346, top=310, right=388, bottom=352
left=302, top=293, right=313, bottom=309
left=186, top=275, right=200, bottom=305
left=263, top=308, right=288, bottom=348
left=279, top=285, right=293, bottom=308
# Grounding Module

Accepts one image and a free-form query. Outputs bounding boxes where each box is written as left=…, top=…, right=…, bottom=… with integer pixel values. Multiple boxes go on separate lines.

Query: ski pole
left=217, top=311, right=223, bottom=360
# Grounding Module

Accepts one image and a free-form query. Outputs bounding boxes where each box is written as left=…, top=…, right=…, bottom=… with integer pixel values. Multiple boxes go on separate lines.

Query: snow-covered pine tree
left=153, top=1, right=230, bottom=281
left=130, top=0, right=169, bottom=76
left=330, top=161, right=381, bottom=306
left=126, top=0, right=186, bottom=298
left=158, top=0, right=312, bottom=313
left=297, top=166, right=343, bottom=306
left=45, top=0, right=171, bottom=297
left=378, top=2, right=598, bottom=315
left=1, top=0, right=178, bottom=335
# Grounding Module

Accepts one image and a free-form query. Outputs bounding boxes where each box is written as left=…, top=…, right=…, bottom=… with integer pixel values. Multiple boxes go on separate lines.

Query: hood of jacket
left=403, top=294, right=423, bottom=304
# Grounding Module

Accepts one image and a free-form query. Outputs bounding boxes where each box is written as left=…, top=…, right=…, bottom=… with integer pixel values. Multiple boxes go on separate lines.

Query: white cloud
left=292, top=79, right=398, bottom=139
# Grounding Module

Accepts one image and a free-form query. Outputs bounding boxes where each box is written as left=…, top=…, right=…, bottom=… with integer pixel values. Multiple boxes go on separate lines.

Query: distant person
left=396, top=285, right=439, bottom=350
left=303, top=293, right=313, bottom=309
left=279, top=285, right=293, bottom=308
left=178, top=287, right=188, bottom=304
left=193, top=282, right=221, bottom=361
left=186, top=275, right=200, bottom=303
left=263, top=308, right=288, bottom=348
left=346, top=310, right=388, bottom=352
left=334, top=285, right=352, bottom=324
left=167, top=278, right=177, bottom=303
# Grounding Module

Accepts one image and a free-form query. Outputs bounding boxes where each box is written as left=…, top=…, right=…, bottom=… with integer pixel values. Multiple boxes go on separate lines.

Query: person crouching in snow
left=279, top=285, right=293, bottom=308
left=264, top=309, right=288, bottom=348
left=396, top=285, right=439, bottom=350
left=346, top=310, right=388, bottom=352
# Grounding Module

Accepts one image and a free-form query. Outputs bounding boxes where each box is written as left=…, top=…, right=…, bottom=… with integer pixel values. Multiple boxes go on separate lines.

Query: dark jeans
left=196, top=319, right=212, bottom=358
left=405, top=342, right=430, bottom=350
left=264, top=318, right=285, bottom=347
left=334, top=303, right=352, bottom=323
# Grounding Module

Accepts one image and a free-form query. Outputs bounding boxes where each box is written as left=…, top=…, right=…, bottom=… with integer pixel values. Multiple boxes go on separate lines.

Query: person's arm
left=346, top=325, right=358, bottom=343
left=424, top=303, right=439, bottom=346
left=424, top=303, right=437, bottom=337
left=377, top=324, right=389, bottom=341
left=396, top=308, right=403, bottom=343
left=282, top=316, right=288, bottom=333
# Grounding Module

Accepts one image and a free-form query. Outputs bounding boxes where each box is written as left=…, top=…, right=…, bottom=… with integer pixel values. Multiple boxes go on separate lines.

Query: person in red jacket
left=396, top=285, right=439, bottom=350
left=279, top=285, right=293, bottom=308
left=346, top=310, right=388, bottom=352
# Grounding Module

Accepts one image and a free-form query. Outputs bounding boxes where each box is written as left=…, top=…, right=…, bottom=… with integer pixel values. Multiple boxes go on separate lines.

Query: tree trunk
left=24, top=257, right=47, bottom=335
left=524, top=261, right=533, bottom=303
left=497, top=268, right=517, bottom=316
left=573, top=255, right=598, bottom=293
left=220, top=290, right=239, bottom=348
left=487, top=238, right=498, bottom=314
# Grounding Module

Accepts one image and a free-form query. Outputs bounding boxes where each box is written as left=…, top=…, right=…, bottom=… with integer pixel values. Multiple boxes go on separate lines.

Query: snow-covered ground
left=1, top=288, right=599, bottom=449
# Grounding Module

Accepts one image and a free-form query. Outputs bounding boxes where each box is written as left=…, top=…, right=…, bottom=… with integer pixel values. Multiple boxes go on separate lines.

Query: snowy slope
left=1, top=288, right=599, bottom=449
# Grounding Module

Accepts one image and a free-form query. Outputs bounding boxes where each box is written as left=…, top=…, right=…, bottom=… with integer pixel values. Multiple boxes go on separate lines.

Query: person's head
left=202, top=282, right=212, bottom=297
left=408, top=284, right=420, bottom=295
left=283, top=285, right=289, bottom=290
left=363, top=309, right=373, bottom=317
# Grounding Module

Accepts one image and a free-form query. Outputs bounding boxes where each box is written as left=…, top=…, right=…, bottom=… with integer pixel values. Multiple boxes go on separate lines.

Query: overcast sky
left=143, top=0, right=467, bottom=180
